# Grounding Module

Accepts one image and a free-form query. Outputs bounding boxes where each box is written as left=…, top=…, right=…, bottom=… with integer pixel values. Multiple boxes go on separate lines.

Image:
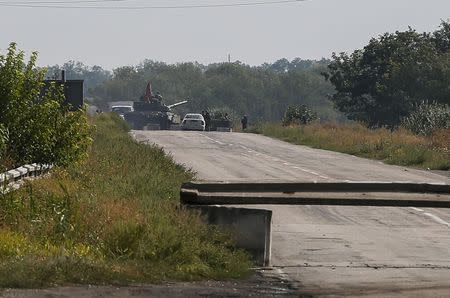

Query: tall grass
left=0, top=114, right=251, bottom=288
left=251, top=123, right=450, bottom=170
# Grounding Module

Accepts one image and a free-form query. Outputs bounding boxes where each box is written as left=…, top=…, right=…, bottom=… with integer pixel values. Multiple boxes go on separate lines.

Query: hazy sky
left=0, top=0, right=449, bottom=69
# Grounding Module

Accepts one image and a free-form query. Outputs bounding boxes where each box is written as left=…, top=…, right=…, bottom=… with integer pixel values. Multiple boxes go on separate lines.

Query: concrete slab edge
left=182, top=181, right=450, bottom=194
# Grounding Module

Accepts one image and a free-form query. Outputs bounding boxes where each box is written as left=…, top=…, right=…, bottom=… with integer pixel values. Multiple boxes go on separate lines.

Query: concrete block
left=23, top=164, right=36, bottom=176
left=6, top=170, right=21, bottom=181
left=187, top=205, right=272, bottom=267
left=16, top=166, right=29, bottom=177
left=182, top=181, right=450, bottom=195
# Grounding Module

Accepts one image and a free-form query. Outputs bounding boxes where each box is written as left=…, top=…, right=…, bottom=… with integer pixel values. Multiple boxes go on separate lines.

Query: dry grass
left=251, top=123, right=450, bottom=170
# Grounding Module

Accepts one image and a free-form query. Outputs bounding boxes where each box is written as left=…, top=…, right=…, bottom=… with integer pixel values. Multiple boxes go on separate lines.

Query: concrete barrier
left=0, top=164, right=52, bottom=194
left=181, top=180, right=450, bottom=267
left=181, top=181, right=450, bottom=208
left=187, top=205, right=272, bottom=267
left=182, top=181, right=450, bottom=194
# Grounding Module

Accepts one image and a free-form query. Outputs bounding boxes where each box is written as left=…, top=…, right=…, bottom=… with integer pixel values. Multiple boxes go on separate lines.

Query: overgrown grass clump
left=0, top=114, right=251, bottom=288
left=251, top=123, right=450, bottom=170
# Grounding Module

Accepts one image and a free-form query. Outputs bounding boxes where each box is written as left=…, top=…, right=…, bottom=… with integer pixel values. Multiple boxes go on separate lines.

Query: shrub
left=0, top=42, right=92, bottom=167
left=402, top=101, right=450, bottom=135
left=282, top=105, right=318, bottom=126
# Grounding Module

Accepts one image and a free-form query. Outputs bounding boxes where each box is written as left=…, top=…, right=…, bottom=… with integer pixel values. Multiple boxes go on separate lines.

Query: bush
left=282, top=105, right=318, bottom=126
left=0, top=43, right=92, bottom=167
left=402, top=101, right=450, bottom=135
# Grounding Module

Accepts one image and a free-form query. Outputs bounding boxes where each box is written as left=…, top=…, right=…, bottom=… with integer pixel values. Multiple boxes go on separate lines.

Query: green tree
left=324, top=21, right=450, bottom=127
left=45, top=61, right=111, bottom=97
left=0, top=43, right=92, bottom=167
left=89, top=58, right=340, bottom=123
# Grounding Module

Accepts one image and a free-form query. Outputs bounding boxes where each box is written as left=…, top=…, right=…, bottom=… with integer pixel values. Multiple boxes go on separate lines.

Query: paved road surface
left=134, top=131, right=450, bottom=297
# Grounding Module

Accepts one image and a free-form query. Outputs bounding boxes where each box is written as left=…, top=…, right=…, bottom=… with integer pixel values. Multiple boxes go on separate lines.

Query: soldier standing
left=204, top=111, right=211, bottom=131
left=241, top=115, right=248, bottom=131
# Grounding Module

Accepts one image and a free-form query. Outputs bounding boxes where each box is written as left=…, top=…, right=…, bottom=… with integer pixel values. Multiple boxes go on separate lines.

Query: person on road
left=204, top=111, right=211, bottom=131
left=241, top=114, right=248, bottom=131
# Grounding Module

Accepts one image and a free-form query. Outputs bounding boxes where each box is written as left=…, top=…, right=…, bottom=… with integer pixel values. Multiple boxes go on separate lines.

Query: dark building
left=43, top=71, right=84, bottom=110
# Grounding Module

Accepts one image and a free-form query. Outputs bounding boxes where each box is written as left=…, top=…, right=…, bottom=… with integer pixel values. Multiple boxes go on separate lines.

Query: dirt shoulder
left=0, top=270, right=299, bottom=298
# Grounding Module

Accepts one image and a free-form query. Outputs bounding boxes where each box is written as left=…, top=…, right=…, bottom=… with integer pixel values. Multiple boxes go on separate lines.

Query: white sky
left=0, top=0, right=449, bottom=69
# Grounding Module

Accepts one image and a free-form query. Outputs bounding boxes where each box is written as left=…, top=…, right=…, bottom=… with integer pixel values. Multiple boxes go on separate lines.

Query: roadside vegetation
left=1, top=43, right=251, bottom=287
left=250, top=22, right=449, bottom=171
left=0, top=43, right=91, bottom=171
left=0, top=114, right=251, bottom=287
left=324, top=21, right=450, bottom=128
left=251, top=122, right=449, bottom=170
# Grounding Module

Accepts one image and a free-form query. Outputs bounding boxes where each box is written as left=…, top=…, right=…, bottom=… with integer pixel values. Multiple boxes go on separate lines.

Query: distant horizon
left=1, top=0, right=449, bottom=70
left=2, top=42, right=333, bottom=70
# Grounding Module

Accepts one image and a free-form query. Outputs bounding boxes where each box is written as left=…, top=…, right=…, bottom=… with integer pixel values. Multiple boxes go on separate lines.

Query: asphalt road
left=133, top=130, right=450, bottom=297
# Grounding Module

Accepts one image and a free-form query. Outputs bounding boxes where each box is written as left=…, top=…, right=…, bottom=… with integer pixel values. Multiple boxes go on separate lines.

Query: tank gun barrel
left=168, top=100, right=188, bottom=109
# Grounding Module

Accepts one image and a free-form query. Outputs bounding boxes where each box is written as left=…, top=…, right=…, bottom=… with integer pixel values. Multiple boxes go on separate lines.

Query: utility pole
left=228, top=53, right=231, bottom=63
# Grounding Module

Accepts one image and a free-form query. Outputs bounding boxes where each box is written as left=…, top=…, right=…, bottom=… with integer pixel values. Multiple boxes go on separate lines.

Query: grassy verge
left=0, top=114, right=252, bottom=288
left=250, top=123, right=450, bottom=170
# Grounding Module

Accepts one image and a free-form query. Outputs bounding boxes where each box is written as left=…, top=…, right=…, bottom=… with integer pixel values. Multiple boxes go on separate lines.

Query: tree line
left=47, top=59, right=343, bottom=123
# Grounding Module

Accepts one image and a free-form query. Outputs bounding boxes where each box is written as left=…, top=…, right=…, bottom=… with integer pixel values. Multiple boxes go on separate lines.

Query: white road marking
left=410, top=207, right=424, bottom=212
left=199, top=133, right=226, bottom=145
left=291, top=166, right=330, bottom=180
left=410, top=207, right=450, bottom=228
left=200, top=133, right=331, bottom=180
left=423, top=212, right=450, bottom=228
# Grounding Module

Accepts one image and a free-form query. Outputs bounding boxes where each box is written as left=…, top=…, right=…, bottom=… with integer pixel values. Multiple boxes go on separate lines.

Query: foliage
left=402, top=101, right=450, bottom=136
left=45, top=61, right=111, bottom=98
left=251, top=123, right=450, bottom=170
left=86, top=59, right=343, bottom=122
left=0, top=43, right=92, bottom=167
left=324, top=21, right=450, bottom=127
left=282, top=105, right=318, bottom=126
left=0, top=114, right=251, bottom=287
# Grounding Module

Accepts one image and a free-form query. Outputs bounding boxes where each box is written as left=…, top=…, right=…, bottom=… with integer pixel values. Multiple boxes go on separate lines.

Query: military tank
left=124, top=82, right=187, bottom=130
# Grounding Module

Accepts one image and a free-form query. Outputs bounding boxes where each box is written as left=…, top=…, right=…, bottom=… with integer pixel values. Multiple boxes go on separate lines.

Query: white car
left=111, top=105, right=133, bottom=114
left=181, top=113, right=206, bottom=131
left=111, top=105, right=133, bottom=119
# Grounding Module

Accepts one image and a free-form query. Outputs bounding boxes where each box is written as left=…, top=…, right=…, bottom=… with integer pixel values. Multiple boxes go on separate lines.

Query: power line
left=0, top=0, right=126, bottom=4
left=0, top=0, right=305, bottom=9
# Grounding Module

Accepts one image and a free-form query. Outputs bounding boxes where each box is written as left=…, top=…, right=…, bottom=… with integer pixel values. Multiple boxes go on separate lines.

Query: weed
left=252, top=123, right=450, bottom=170
left=0, top=113, right=252, bottom=287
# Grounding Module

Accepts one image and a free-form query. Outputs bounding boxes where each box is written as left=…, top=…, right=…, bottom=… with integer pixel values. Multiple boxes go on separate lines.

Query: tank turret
left=123, top=82, right=188, bottom=130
